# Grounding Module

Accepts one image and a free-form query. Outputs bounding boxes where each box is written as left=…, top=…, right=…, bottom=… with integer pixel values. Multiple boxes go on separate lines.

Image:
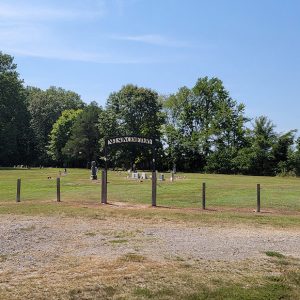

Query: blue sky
left=1, top=0, right=299, bottom=132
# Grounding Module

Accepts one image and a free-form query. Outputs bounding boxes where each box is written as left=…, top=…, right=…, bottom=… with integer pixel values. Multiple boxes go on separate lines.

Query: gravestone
left=159, top=173, right=165, bottom=181
left=90, top=161, right=98, bottom=180
left=132, top=172, right=139, bottom=179
left=170, top=171, right=174, bottom=182
left=141, top=172, right=147, bottom=179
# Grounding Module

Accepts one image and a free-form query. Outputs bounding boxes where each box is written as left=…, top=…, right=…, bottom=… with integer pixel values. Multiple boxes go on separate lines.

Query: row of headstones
left=14, top=165, right=30, bottom=169
left=131, top=172, right=174, bottom=181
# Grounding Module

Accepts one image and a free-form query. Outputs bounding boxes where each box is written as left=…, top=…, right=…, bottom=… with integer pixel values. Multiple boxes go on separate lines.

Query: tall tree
left=47, top=109, right=83, bottom=165
left=292, top=138, right=300, bottom=176
left=163, top=77, right=248, bottom=172
left=0, top=52, right=33, bottom=166
left=27, top=86, right=84, bottom=163
left=234, top=116, right=277, bottom=175
left=251, top=116, right=277, bottom=175
left=63, top=103, right=102, bottom=167
left=101, top=84, right=165, bottom=170
left=272, top=130, right=296, bottom=175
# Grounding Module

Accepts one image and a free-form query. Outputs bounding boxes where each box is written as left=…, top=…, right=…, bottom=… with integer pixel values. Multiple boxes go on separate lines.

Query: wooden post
left=56, top=177, right=61, bottom=202
left=256, top=183, right=260, bottom=212
left=152, top=171, right=157, bottom=207
left=101, top=169, right=107, bottom=204
left=202, top=182, right=206, bottom=210
left=16, top=178, right=21, bottom=202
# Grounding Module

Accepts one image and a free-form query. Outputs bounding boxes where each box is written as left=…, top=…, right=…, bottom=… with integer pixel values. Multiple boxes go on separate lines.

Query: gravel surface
left=0, top=215, right=299, bottom=271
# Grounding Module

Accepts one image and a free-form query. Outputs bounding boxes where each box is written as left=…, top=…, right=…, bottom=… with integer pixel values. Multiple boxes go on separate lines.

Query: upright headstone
left=159, top=173, right=165, bottom=181
left=141, top=172, right=147, bottom=180
left=170, top=171, right=174, bottom=182
left=90, top=161, right=97, bottom=180
left=132, top=172, right=139, bottom=179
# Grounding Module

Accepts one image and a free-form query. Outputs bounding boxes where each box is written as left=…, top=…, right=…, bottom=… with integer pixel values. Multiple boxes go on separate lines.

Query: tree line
left=1, top=51, right=300, bottom=176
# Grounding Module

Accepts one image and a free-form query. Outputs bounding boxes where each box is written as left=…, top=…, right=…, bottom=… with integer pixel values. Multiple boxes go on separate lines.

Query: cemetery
left=1, top=1, right=300, bottom=298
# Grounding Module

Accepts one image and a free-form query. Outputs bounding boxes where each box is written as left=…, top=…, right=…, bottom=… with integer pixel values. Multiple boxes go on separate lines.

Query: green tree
left=234, top=116, right=277, bottom=175
left=272, top=130, right=296, bottom=175
left=205, top=101, right=249, bottom=173
left=292, top=138, right=300, bottom=176
left=251, top=116, right=277, bottom=175
left=163, top=87, right=194, bottom=171
left=47, top=109, right=83, bottom=165
left=26, top=86, right=84, bottom=163
left=63, top=103, right=102, bottom=167
left=101, top=84, right=165, bottom=170
left=0, top=52, right=33, bottom=166
left=163, top=77, right=248, bottom=172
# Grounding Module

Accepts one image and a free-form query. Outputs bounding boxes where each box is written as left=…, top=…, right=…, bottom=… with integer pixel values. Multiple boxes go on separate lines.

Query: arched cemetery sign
left=101, top=136, right=156, bottom=206
left=106, top=136, right=153, bottom=146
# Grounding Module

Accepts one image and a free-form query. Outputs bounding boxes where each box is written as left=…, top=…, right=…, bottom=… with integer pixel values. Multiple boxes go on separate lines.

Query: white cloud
left=0, top=1, right=106, bottom=21
left=1, top=44, right=158, bottom=64
left=0, top=1, right=182, bottom=64
left=111, top=34, right=190, bottom=48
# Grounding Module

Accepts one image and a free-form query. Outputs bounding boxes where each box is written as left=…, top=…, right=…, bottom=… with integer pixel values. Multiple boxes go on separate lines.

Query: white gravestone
left=141, top=172, right=147, bottom=179
left=132, top=172, right=139, bottom=179
left=159, top=173, right=165, bottom=181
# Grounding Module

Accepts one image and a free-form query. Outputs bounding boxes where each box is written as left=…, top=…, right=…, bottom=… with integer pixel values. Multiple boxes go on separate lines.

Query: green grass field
left=1, top=168, right=300, bottom=299
left=0, top=168, right=299, bottom=227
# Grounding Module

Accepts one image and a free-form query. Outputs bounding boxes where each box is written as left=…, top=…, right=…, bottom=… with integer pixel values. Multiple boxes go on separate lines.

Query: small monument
left=159, top=173, right=165, bottom=181
left=132, top=172, right=139, bottom=179
left=170, top=171, right=174, bottom=182
left=90, top=161, right=98, bottom=180
left=141, top=172, right=147, bottom=180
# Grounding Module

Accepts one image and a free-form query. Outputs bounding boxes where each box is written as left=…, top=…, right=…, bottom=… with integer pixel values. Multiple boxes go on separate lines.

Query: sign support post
left=101, top=146, right=108, bottom=204
left=152, top=150, right=157, bottom=206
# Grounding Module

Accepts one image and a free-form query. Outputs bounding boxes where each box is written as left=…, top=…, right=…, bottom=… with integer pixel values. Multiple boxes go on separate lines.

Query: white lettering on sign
left=107, top=137, right=153, bottom=145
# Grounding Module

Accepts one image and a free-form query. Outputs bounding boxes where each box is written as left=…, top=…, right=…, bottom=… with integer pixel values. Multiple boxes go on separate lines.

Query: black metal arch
left=101, top=136, right=157, bottom=206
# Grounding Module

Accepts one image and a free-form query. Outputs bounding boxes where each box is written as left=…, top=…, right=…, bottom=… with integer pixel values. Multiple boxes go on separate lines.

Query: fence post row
left=16, top=178, right=21, bottom=202
left=14, top=176, right=262, bottom=212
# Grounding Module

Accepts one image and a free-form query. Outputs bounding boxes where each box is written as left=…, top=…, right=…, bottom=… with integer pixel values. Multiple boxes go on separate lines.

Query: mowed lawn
left=1, top=168, right=300, bottom=224
left=1, top=168, right=300, bottom=300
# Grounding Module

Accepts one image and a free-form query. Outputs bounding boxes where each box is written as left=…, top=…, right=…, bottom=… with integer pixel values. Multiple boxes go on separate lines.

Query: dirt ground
left=0, top=214, right=299, bottom=299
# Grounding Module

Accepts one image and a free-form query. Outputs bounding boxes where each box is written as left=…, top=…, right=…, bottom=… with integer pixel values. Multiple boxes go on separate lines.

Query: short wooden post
left=202, top=182, right=206, bottom=209
left=101, top=169, right=107, bottom=204
left=16, top=178, right=21, bottom=202
left=152, top=171, right=157, bottom=207
left=56, top=178, right=61, bottom=202
left=256, top=184, right=260, bottom=212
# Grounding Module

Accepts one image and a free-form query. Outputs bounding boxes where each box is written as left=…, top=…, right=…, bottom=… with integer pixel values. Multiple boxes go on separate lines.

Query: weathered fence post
left=16, top=178, right=21, bottom=202
left=152, top=171, right=157, bottom=207
left=256, top=183, right=260, bottom=212
left=56, top=177, right=61, bottom=202
left=202, top=182, right=206, bottom=210
left=101, top=169, right=107, bottom=204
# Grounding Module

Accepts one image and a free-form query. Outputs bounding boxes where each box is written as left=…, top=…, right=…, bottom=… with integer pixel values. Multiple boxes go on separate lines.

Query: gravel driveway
left=0, top=214, right=299, bottom=270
